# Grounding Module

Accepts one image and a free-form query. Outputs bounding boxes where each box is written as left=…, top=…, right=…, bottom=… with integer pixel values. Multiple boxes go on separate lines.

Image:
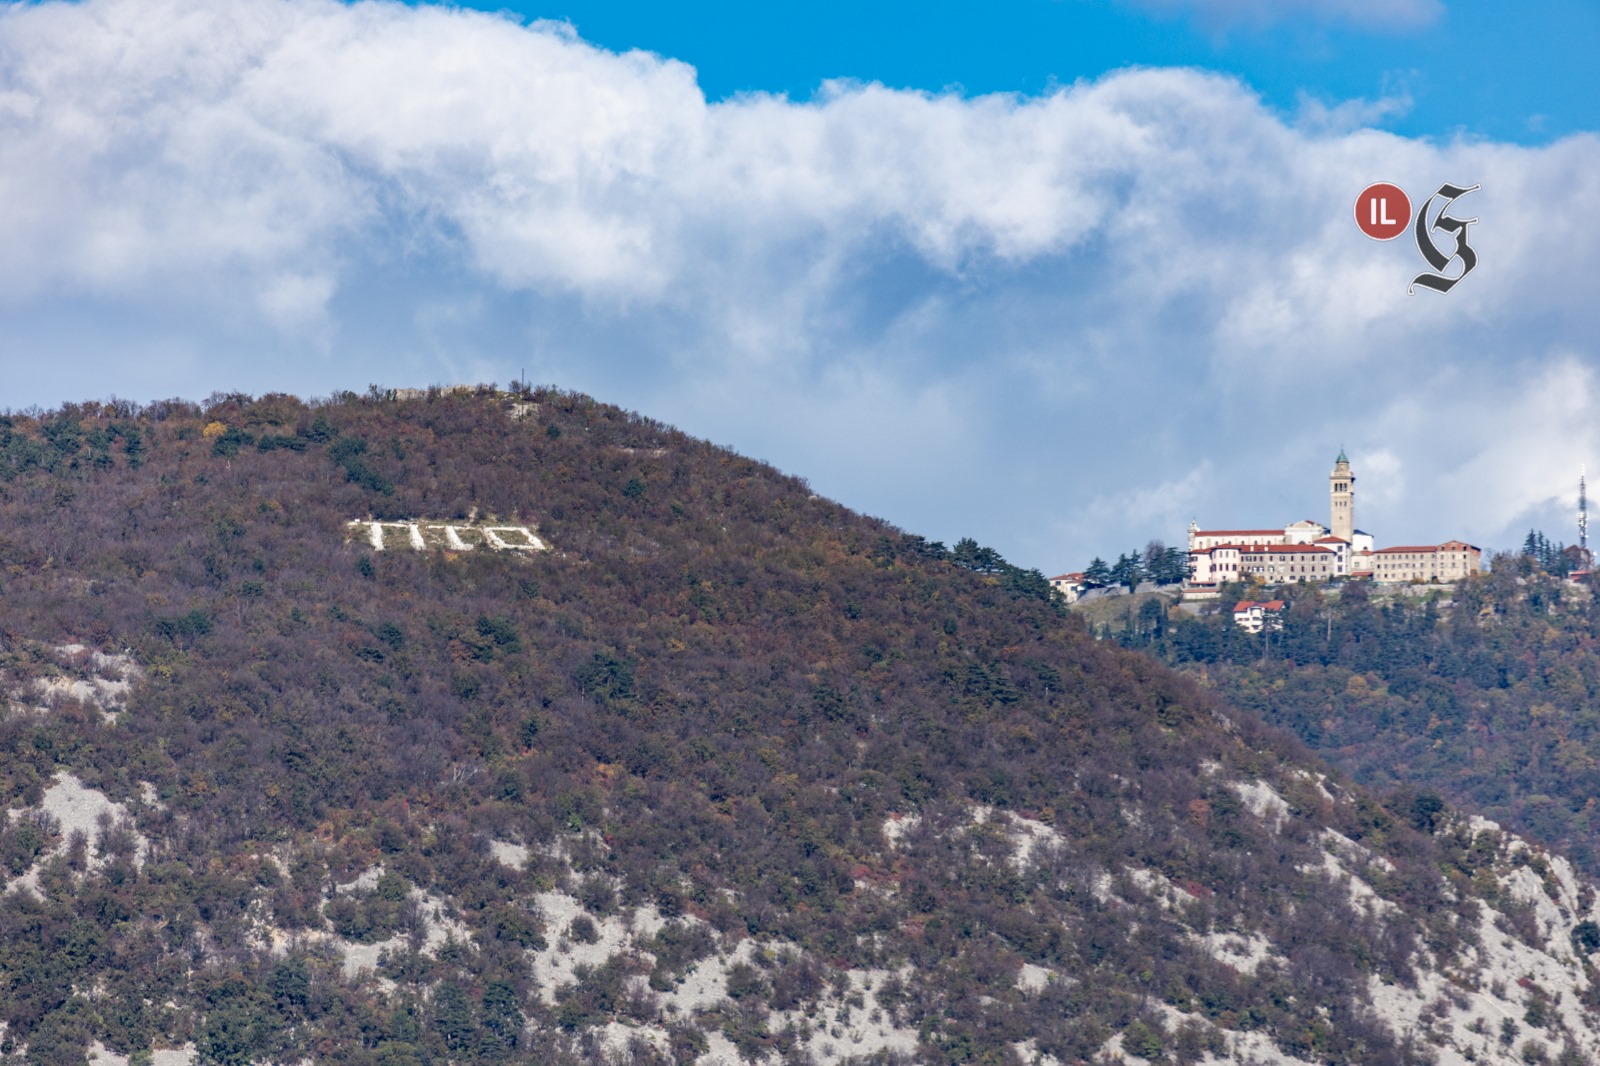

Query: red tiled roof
left=1259, top=600, right=1286, bottom=610
left=1313, top=536, right=1349, bottom=544
left=1049, top=573, right=1085, bottom=582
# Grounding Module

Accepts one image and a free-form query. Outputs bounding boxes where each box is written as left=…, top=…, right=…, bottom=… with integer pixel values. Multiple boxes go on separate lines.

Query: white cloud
left=1293, top=88, right=1414, bottom=134
left=258, top=271, right=335, bottom=333
left=0, top=0, right=1596, bottom=569
left=1430, top=358, right=1600, bottom=545
left=1355, top=448, right=1406, bottom=517
left=1071, top=464, right=1215, bottom=557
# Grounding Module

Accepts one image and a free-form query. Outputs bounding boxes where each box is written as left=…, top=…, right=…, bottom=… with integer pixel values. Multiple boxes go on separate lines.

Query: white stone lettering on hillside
left=346, top=520, right=551, bottom=552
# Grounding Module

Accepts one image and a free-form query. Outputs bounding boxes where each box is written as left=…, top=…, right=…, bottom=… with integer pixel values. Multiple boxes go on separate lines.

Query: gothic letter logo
left=1409, top=183, right=1480, bottom=295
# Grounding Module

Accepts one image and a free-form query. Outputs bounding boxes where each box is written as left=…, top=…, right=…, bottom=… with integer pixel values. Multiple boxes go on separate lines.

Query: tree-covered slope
left=1123, top=570, right=1600, bottom=876
left=1, top=388, right=1599, bottom=1066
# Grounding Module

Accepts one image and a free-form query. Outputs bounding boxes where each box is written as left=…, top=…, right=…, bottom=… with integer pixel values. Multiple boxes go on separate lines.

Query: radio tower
left=1581, top=466, right=1590, bottom=559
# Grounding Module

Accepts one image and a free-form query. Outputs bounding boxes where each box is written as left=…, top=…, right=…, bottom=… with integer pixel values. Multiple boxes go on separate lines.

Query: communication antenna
left=1581, top=465, right=1590, bottom=554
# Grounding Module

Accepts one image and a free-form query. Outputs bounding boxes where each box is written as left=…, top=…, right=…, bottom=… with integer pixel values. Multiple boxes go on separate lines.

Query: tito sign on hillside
left=347, top=520, right=551, bottom=553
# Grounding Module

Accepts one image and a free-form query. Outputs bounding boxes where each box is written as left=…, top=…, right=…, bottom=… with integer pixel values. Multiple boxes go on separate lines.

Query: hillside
left=1122, top=571, right=1600, bottom=878
left=3, top=388, right=1600, bottom=1066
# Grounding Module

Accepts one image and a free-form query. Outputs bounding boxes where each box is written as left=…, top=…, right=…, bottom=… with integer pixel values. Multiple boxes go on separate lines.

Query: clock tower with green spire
left=1330, top=449, right=1355, bottom=542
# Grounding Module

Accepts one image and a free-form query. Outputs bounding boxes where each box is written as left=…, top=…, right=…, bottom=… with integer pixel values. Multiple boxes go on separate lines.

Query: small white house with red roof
left=1048, top=572, right=1088, bottom=603
left=1232, top=599, right=1286, bottom=633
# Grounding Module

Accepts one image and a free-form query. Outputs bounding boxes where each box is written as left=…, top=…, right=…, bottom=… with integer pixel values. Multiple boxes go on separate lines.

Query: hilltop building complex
left=1183, top=453, right=1481, bottom=598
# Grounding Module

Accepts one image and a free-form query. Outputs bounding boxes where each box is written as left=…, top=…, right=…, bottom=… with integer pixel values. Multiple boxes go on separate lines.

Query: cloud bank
left=1, top=0, right=1596, bottom=568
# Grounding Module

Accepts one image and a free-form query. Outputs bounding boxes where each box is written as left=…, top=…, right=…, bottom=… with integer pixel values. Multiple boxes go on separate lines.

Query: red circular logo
left=1354, top=182, right=1411, bottom=241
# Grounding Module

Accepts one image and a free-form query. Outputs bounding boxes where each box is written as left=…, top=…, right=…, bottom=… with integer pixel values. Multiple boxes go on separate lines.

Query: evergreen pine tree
left=1110, top=552, right=1144, bottom=594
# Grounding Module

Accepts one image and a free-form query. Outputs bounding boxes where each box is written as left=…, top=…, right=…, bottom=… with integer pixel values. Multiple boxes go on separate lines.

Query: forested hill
left=2, top=388, right=1600, bottom=1066
left=1122, top=568, right=1600, bottom=876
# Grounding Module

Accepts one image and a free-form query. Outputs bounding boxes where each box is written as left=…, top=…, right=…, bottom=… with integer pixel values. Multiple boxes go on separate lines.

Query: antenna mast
left=1581, top=466, right=1590, bottom=555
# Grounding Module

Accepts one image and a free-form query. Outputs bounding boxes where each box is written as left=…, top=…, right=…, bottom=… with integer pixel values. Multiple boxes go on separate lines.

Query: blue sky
left=476, top=0, right=1598, bottom=144
left=1, top=0, right=1597, bottom=571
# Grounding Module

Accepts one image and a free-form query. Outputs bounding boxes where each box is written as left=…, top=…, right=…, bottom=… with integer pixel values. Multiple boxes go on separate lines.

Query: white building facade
left=1182, top=453, right=1477, bottom=593
left=1370, top=541, right=1482, bottom=583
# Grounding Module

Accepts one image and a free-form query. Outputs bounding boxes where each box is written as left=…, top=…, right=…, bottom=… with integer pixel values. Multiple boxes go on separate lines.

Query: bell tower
left=1330, top=449, right=1355, bottom=542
